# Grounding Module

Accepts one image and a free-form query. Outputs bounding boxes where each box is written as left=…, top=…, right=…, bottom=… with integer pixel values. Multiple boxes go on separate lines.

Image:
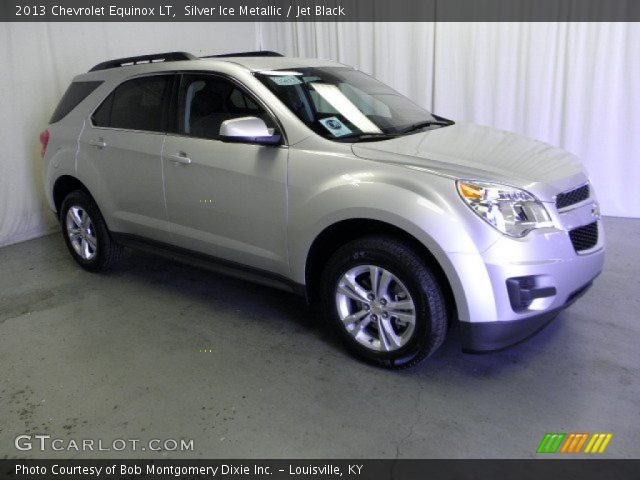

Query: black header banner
left=2, top=0, right=640, bottom=22
left=2, top=459, right=639, bottom=480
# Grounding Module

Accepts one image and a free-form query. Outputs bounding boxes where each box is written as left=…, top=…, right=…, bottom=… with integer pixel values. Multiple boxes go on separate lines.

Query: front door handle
left=89, top=138, right=106, bottom=149
left=168, top=153, right=192, bottom=165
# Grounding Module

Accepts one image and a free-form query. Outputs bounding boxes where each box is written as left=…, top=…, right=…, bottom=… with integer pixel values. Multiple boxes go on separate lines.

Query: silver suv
left=42, top=51, right=604, bottom=368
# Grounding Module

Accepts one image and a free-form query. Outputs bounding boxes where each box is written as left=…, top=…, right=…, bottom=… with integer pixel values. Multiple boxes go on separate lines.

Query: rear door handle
left=168, top=153, right=192, bottom=165
left=89, top=138, right=106, bottom=149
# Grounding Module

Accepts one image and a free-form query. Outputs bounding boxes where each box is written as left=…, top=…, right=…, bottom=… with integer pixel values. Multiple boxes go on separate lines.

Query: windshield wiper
left=337, top=132, right=400, bottom=143
left=399, top=120, right=453, bottom=135
left=334, top=116, right=454, bottom=142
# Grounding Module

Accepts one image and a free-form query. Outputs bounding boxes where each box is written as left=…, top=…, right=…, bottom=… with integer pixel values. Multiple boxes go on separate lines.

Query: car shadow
left=87, top=241, right=566, bottom=377
left=109, top=246, right=344, bottom=349
left=408, top=310, right=567, bottom=377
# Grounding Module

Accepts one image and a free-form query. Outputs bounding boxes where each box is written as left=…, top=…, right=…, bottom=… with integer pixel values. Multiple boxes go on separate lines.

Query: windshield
left=255, top=67, right=452, bottom=141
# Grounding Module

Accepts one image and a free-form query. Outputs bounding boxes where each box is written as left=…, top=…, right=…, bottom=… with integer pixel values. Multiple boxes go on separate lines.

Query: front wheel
left=321, top=235, right=448, bottom=368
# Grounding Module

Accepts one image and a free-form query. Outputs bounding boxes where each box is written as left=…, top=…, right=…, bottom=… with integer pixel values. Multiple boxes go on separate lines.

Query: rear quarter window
left=50, top=81, right=103, bottom=124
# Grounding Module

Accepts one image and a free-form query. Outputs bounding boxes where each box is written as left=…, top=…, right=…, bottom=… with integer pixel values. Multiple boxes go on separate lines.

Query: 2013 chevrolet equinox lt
left=41, top=51, right=604, bottom=368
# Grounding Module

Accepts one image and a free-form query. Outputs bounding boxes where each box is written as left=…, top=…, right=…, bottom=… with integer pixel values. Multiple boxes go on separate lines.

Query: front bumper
left=459, top=276, right=596, bottom=352
left=445, top=204, right=604, bottom=352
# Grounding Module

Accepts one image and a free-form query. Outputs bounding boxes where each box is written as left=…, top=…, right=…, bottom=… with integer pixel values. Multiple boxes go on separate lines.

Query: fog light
left=506, top=276, right=556, bottom=312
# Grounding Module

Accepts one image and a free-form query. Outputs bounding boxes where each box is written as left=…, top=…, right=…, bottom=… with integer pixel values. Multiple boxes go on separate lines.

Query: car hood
left=351, top=122, right=588, bottom=201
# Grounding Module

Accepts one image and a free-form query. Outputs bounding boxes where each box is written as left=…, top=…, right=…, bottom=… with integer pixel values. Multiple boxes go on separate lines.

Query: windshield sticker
left=319, top=117, right=353, bottom=137
left=270, top=76, right=303, bottom=86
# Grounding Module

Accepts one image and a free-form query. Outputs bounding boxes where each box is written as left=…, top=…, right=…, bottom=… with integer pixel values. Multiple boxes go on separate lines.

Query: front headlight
left=456, top=180, right=553, bottom=238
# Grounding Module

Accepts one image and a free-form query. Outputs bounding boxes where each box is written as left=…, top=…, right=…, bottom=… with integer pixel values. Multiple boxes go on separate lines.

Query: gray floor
left=1, top=217, right=638, bottom=459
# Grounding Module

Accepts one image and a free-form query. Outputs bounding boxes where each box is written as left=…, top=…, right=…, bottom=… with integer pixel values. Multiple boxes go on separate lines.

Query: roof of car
left=86, top=51, right=348, bottom=76
left=207, top=55, right=346, bottom=71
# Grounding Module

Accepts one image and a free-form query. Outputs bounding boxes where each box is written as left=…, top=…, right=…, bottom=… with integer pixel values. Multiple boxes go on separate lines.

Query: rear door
left=77, top=74, right=174, bottom=242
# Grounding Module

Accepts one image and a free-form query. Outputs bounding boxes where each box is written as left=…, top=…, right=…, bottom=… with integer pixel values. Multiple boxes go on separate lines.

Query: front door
left=162, top=73, right=288, bottom=275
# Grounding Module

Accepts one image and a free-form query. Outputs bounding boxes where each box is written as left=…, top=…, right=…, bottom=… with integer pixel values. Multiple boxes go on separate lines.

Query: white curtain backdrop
left=259, top=22, right=640, bottom=218
left=0, top=22, right=258, bottom=247
left=1, top=22, right=637, bottom=247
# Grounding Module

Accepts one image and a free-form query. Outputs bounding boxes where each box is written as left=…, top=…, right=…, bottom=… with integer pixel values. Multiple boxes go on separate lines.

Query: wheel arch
left=52, top=175, right=94, bottom=217
left=304, top=218, right=459, bottom=323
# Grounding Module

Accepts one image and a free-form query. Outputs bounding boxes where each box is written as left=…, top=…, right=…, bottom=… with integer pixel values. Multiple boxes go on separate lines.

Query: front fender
left=288, top=151, right=502, bottom=322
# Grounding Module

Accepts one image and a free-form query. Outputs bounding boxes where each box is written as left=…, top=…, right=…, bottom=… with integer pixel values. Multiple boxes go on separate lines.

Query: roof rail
left=202, top=51, right=284, bottom=58
left=89, top=52, right=197, bottom=72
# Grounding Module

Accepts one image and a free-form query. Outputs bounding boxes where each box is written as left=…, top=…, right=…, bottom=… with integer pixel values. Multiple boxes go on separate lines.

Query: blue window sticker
left=270, top=76, right=303, bottom=86
left=319, top=116, right=352, bottom=137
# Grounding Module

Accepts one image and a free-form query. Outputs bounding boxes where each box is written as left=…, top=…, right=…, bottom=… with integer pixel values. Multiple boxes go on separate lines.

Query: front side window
left=256, top=67, right=451, bottom=141
left=179, top=74, right=274, bottom=140
left=92, top=75, right=172, bottom=132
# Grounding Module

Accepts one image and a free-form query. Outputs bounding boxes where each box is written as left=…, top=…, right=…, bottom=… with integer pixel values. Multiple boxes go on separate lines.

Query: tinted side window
left=50, top=81, right=103, bottom=123
left=180, top=74, right=273, bottom=140
left=229, top=88, right=260, bottom=112
left=92, top=76, right=171, bottom=132
left=92, top=92, right=113, bottom=127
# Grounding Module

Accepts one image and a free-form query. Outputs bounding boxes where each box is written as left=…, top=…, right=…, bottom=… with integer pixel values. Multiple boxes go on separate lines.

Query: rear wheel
left=322, top=235, right=447, bottom=368
left=60, top=190, right=122, bottom=271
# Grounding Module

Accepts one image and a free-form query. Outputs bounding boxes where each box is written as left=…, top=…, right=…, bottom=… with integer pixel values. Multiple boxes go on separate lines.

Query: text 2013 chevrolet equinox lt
left=41, top=51, right=604, bottom=368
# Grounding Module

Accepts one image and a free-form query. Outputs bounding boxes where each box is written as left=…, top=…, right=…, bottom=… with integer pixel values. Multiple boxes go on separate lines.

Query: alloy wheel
left=65, top=206, right=97, bottom=261
left=335, top=265, right=416, bottom=352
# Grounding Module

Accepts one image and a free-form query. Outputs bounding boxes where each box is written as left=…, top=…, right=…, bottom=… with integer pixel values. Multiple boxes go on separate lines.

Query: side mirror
left=219, top=117, right=282, bottom=146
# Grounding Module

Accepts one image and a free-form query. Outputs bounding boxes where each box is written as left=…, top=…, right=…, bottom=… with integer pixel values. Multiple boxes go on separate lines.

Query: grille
left=569, top=222, right=598, bottom=252
left=556, top=184, right=590, bottom=209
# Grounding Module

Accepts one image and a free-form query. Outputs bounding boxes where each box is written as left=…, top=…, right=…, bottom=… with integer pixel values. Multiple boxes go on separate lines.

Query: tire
left=321, top=235, right=447, bottom=369
left=59, top=190, right=122, bottom=272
